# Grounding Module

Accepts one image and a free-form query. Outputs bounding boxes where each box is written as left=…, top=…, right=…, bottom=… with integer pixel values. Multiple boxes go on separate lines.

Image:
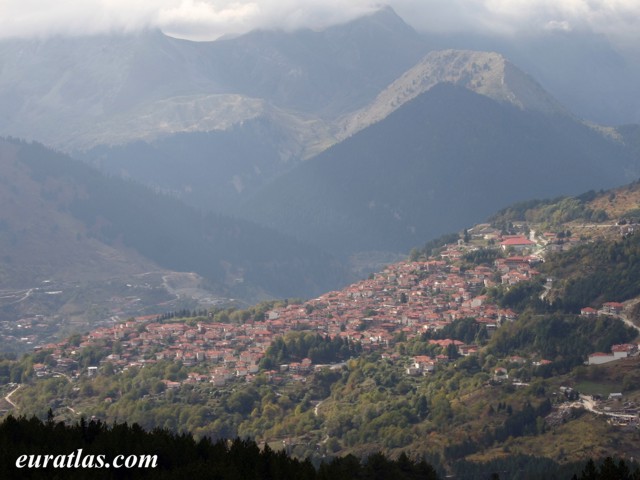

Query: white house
left=588, top=352, right=617, bottom=365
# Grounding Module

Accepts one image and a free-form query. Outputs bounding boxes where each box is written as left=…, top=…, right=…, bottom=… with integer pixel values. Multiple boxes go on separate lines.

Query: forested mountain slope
left=241, top=83, right=637, bottom=257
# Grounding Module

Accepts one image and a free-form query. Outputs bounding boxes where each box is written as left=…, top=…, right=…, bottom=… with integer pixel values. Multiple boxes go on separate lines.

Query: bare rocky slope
left=339, top=49, right=568, bottom=139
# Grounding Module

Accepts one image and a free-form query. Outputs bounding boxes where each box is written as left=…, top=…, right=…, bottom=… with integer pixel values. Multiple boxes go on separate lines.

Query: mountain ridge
left=0, top=7, right=429, bottom=151
left=241, top=82, right=638, bottom=257
left=0, top=138, right=352, bottom=306
left=340, top=49, right=568, bottom=139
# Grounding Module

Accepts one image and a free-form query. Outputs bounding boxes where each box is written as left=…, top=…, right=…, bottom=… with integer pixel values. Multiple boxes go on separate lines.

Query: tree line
left=0, top=414, right=439, bottom=480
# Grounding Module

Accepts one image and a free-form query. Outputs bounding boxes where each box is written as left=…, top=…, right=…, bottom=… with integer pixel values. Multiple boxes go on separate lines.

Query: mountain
left=2, top=6, right=639, bottom=218
left=499, top=32, right=640, bottom=126
left=615, top=124, right=640, bottom=159
left=0, top=31, right=221, bottom=149
left=75, top=116, right=328, bottom=212
left=420, top=30, right=640, bottom=126
left=340, top=49, right=568, bottom=139
left=0, top=7, right=433, bottom=213
left=2, top=7, right=640, bottom=293
left=0, top=140, right=161, bottom=288
left=1, top=5, right=639, bottom=153
left=0, top=138, right=351, bottom=303
left=0, top=7, right=429, bottom=151
left=204, top=5, right=428, bottom=118
left=240, top=81, right=639, bottom=257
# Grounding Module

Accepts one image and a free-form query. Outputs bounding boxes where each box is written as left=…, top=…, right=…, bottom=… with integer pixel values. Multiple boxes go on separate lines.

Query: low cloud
left=0, top=1, right=377, bottom=40
left=156, top=1, right=378, bottom=40
left=392, top=0, right=640, bottom=42
left=0, top=0, right=638, bottom=47
left=544, top=20, right=572, bottom=32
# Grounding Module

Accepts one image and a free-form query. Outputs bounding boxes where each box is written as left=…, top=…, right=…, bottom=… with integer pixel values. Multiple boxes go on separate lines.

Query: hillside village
left=26, top=220, right=640, bottom=421
left=31, top=231, right=535, bottom=380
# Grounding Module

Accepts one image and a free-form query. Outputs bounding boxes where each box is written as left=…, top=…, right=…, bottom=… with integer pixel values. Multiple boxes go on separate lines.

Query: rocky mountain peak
left=340, top=49, right=568, bottom=139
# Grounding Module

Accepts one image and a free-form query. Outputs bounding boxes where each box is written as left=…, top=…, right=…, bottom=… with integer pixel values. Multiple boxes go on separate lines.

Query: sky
left=0, top=0, right=638, bottom=48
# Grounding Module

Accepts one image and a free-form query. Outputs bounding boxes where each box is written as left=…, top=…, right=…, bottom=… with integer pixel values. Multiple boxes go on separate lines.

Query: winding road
left=4, top=384, right=21, bottom=410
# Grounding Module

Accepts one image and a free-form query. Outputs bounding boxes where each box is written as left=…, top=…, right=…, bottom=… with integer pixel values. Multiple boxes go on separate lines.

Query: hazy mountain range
left=0, top=138, right=349, bottom=299
left=0, top=5, right=639, bottom=311
left=0, top=7, right=427, bottom=149
left=240, top=81, right=637, bottom=255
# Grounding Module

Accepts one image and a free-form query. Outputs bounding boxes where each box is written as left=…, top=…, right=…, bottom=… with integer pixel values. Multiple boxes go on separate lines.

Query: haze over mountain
left=0, top=8, right=433, bottom=212
left=340, top=49, right=568, bottom=140
left=0, top=7, right=428, bottom=151
left=0, top=140, right=160, bottom=288
left=0, top=5, right=639, bottom=303
left=0, top=7, right=638, bottom=214
left=241, top=81, right=639, bottom=256
left=2, top=2, right=639, bottom=126
left=0, top=138, right=350, bottom=302
left=13, top=7, right=628, bottom=218
left=419, top=29, right=640, bottom=127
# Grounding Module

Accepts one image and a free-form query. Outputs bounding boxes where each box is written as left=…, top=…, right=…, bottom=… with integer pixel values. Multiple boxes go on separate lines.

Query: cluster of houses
left=580, top=302, right=625, bottom=317
left=31, top=236, right=541, bottom=385
left=468, top=224, right=582, bottom=254
left=30, top=226, right=636, bottom=389
left=0, top=314, right=63, bottom=350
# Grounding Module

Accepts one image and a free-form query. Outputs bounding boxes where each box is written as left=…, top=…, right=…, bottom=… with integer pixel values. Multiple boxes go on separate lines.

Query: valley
left=4, top=185, right=640, bottom=476
left=1, top=4, right=640, bottom=478
left=0, top=272, right=230, bottom=355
